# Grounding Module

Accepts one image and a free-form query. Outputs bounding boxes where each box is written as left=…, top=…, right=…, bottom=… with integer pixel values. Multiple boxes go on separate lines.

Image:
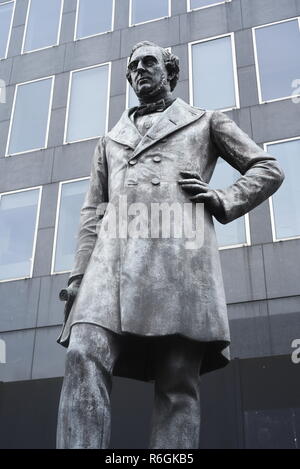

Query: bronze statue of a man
left=56, top=41, right=284, bottom=449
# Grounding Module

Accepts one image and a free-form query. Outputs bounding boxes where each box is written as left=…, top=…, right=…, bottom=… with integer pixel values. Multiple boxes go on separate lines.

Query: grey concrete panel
left=297, top=0, right=300, bottom=14
left=228, top=300, right=272, bottom=358
left=10, top=45, right=66, bottom=85
left=268, top=295, right=300, bottom=316
left=172, top=0, right=187, bottom=16
left=63, top=0, right=77, bottom=14
left=173, top=79, right=189, bottom=103
left=230, top=107, right=253, bottom=137
left=250, top=100, right=300, bottom=144
left=110, top=59, right=128, bottom=97
left=64, top=31, right=121, bottom=71
left=0, top=329, right=35, bottom=382
left=47, top=108, right=66, bottom=148
left=0, top=57, right=13, bottom=84
left=172, top=44, right=189, bottom=82
left=0, top=120, right=10, bottom=158
left=51, top=72, right=69, bottom=110
left=238, top=66, right=259, bottom=108
left=241, top=0, right=298, bottom=29
left=220, top=246, right=267, bottom=303
left=0, top=149, right=54, bottom=192
left=60, top=11, right=76, bottom=44
left=180, top=9, right=228, bottom=44
left=263, top=240, right=300, bottom=299
left=114, top=0, right=130, bottom=30
left=32, top=326, right=66, bottom=379
left=32, top=228, right=55, bottom=277
left=108, top=93, right=127, bottom=130
left=11, top=0, right=28, bottom=27
left=225, top=0, right=243, bottom=32
left=248, top=200, right=273, bottom=246
left=7, top=25, right=23, bottom=58
left=235, top=29, right=255, bottom=68
left=121, top=16, right=180, bottom=58
left=0, top=84, right=14, bottom=122
left=0, top=278, right=40, bottom=332
left=268, top=311, right=300, bottom=356
left=38, top=182, right=59, bottom=230
left=37, top=274, right=69, bottom=327
left=52, top=140, right=96, bottom=182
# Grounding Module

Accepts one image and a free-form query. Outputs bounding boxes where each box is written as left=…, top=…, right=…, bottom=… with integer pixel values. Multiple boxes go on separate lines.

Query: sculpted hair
left=126, top=41, right=180, bottom=91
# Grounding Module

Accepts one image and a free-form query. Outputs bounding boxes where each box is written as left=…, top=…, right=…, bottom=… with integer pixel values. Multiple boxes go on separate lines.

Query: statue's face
left=128, top=45, right=170, bottom=99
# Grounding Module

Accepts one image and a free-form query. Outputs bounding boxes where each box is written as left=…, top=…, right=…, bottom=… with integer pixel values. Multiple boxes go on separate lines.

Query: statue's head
left=126, top=41, right=180, bottom=102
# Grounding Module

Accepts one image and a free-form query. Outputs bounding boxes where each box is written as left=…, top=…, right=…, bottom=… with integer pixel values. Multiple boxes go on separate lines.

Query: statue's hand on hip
left=178, top=170, right=224, bottom=220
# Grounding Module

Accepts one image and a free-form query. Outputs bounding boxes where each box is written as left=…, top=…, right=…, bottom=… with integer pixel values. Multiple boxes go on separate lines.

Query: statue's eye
left=144, top=58, right=156, bottom=66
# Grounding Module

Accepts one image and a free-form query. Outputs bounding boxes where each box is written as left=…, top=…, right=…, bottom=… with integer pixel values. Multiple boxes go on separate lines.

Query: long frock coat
left=57, top=98, right=284, bottom=381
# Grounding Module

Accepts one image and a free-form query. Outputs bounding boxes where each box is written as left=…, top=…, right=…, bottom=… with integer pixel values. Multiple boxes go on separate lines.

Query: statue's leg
left=149, top=336, right=205, bottom=449
left=56, top=323, right=120, bottom=449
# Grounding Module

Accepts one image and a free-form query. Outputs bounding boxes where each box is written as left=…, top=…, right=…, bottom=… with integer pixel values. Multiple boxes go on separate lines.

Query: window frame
left=252, top=17, right=300, bottom=105
left=0, top=185, right=42, bottom=283
left=188, top=32, right=240, bottom=112
left=51, top=176, right=90, bottom=275
left=5, top=75, right=55, bottom=157
left=0, top=0, right=16, bottom=61
left=21, top=0, right=64, bottom=54
left=129, top=0, right=171, bottom=27
left=63, top=62, right=111, bottom=145
left=187, top=0, right=232, bottom=12
left=217, top=213, right=251, bottom=251
left=74, top=0, right=115, bottom=41
left=264, top=136, right=300, bottom=243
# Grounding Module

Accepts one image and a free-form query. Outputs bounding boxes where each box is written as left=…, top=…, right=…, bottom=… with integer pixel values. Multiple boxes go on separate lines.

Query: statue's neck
left=138, top=91, right=173, bottom=107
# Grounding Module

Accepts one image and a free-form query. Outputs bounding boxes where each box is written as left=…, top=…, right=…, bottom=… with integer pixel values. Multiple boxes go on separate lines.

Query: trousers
left=57, top=323, right=205, bottom=449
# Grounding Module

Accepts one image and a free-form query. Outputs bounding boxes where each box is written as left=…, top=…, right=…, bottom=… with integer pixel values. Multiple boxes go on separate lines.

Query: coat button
left=129, top=159, right=137, bottom=165
left=151, top=178, right=160, bottom=186
left=153, top=156, right=161, bottom=163
left=144, top=121, right=152, bottom=129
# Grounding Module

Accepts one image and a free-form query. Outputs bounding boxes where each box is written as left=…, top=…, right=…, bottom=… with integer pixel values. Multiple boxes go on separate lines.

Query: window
left=65, top=64, right=110, bottom=144
left=265, top=138, right=300, bottom=241
left=75, top=0, right=114, bottom=40
left=6, top=77, right=54, bottom=156
left=210, top=158, right=250, bottom=248
left=130, top=0, right=170, bottom=26
left=253, top=18, right=300, bottom=103
left=0, top=1, right=15, bottom=60
left=188, top=0, right=231, bottom=11
left=0, top=187, right=41, bottom=282
left=22, top=0, right=63, bottom=53
left=189, top=34, right=239, bottom=111
left=52, top=178, right=90, bottom=274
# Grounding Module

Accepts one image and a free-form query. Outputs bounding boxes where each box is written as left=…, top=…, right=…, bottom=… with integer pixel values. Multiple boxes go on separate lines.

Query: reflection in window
left=189, top=0, right=230, bottom=10
left=254, top=19, right=300, bottom=102
left=7, top=77, right=53, bottom=155
left=75, top=0, right=114, bottom=40
left=266, top=139, right=300, bottom=240
left=210, top=158, right=249, bottom=248
left=23, top=0, right=62, bottom=53
left=65, top=64, right=110, bottom=143
left=130, top=0, right=169, bottom=26
left=0, top=1, right=14, bottom=59
left=191, top=35, right=239, bottom=110
left=0, top=188, right=41, bottom=281
left=53, top=179, right=89, bottom=273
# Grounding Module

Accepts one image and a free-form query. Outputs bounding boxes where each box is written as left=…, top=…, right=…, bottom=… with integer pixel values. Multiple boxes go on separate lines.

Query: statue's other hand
left=59, top=278, right=82, bottom=319
left=178, top=170, right=224, bottom=220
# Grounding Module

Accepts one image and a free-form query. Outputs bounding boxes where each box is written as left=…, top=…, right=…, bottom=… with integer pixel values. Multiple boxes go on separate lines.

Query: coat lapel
left=107, top=98, right=206, bottom=158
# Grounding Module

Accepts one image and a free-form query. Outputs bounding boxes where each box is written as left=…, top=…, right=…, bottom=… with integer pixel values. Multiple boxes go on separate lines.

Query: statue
left=56, top=41, right=284, bottom=449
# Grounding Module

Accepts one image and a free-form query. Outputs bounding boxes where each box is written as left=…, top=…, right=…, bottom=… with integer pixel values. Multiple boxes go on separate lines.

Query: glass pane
left=66, top=65, right=109, bottom=143
left=0, top=189, right=40, bottom=281
left=267, top=139, right=300, bottom=239
left=210, top=158, right=247, bottom=247
left=8, top=77, right=53, bottom=155
left=190, top=0, right=225, bottom=9
left=0, top=1, right=14, bottom=59
left=54, top=179, right=89, bottom=273
left=23, top=0, right=62, bottom=52
left=128, top=84, right=139, bottom=108
left=192, top=35, right=237, bottom=110
left=76, top=0, right=113, bottom=39
left=131, top=0, right=169, bottom=25
left=255, top=20, right=300, bottom=102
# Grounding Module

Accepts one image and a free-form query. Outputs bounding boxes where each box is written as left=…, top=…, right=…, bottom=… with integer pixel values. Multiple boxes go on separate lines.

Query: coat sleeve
left=68, top=137, right=109, bottom=285
left=210, top=110, right=285, bottom=224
